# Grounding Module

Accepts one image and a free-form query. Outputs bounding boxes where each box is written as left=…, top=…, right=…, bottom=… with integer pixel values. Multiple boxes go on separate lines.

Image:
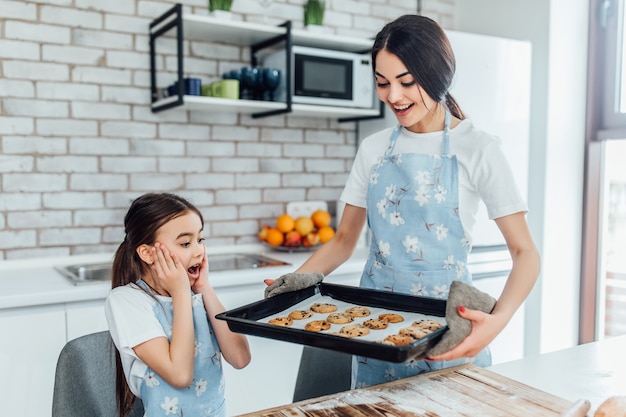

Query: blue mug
left=182, top=77, right=201, bottom=95
left=168, top=77, right=202, bottom=96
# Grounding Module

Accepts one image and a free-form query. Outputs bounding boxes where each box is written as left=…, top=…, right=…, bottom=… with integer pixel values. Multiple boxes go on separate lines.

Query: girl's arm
left=295, top=203, right=367, bottom=275
left=199, top=283, right=251, bottom=369
left=429, top=211, right=540, bottom=361
left=194, top=251, right=251, bottom=369
left=133, top=244, right=196, bottom=388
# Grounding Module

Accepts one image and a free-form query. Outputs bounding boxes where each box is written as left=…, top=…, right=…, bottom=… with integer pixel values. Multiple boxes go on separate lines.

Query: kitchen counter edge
left=0, top=244, right=369, bottom=310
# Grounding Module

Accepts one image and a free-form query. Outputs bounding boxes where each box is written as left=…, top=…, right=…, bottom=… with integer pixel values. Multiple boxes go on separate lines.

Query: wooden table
left=236, top=364, right=573, bottom=416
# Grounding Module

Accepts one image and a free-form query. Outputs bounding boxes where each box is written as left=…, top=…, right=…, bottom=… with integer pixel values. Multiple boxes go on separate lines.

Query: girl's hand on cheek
left=152, top=242, right=190, bottom=295
left=192, top=251, right=209, bottom=294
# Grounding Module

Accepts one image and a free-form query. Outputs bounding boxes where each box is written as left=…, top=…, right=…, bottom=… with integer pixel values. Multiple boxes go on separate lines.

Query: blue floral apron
left=353, top=111, right=491, bottom=389
left=136, top=280, right=226, bottom=417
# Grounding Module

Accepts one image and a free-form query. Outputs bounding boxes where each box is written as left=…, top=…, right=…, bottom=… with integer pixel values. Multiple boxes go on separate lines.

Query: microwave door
left=294, top=54, right=354, bottom=106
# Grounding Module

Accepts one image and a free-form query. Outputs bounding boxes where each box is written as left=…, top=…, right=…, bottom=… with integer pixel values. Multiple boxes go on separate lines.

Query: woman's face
left=374, top=49, right=439, bottom=133
left=153, top=211, right=205, bottom=284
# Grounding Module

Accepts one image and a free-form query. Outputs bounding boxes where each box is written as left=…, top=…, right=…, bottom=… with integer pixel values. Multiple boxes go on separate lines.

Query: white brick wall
left=0, top=0, right=455, bottom=260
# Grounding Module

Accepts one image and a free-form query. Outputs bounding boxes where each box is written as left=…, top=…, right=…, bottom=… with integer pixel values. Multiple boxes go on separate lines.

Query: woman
left=268, top=14, right=539, bottom=389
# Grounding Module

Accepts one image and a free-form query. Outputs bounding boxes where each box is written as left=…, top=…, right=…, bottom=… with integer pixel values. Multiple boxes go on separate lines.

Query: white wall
left=456, top=0, right=589, bottom=355
left=0, top=0, right=441, bottom=261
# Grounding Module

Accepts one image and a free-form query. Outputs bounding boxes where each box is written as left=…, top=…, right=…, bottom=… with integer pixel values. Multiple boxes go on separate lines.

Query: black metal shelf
left=148, top=3, right=382, bottom=121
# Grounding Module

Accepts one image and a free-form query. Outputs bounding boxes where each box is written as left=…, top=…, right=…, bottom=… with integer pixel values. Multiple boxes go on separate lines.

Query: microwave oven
left=262, top=45, right=375, bottom=108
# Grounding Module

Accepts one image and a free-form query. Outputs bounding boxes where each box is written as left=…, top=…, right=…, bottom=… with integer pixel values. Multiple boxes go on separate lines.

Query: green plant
left=304, top=0, right=325, bottom=26
left=208, top=0, right=232, bottom=12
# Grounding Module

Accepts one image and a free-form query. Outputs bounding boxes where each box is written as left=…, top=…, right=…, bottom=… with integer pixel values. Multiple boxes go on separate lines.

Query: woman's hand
left=428, top=306, right=505, bottom=361
left=429, top=212, right=540, bottom=362
left=151, top=242, right=191, bottom=296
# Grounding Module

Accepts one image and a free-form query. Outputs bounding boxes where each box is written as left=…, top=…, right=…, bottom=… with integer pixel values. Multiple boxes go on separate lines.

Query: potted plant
left=304, top=0, right=325, bottom=27
left=208, top=0, right=233, bottom=18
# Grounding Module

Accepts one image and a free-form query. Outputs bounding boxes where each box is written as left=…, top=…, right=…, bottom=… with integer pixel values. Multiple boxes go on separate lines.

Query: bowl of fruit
left=258, top=209, right=335, bottom=252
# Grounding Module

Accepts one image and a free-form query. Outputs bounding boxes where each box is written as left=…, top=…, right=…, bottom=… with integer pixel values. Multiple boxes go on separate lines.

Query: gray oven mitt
left=426, top=280, right=497, bottom=357
left=264, top=272, right=324, bottom=299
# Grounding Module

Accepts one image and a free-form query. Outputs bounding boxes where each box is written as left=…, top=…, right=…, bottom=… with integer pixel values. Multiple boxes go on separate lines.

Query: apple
left=284, top=230, right=302, bottom=247
left=257, top=225, right=271, bottom=241
left=302, top=231, right=320, bottom=247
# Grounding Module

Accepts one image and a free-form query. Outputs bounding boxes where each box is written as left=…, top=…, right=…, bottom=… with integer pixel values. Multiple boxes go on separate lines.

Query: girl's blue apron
left=136, top=280, right=226, bottom=417
left=353, top=111, right=491, bottom=389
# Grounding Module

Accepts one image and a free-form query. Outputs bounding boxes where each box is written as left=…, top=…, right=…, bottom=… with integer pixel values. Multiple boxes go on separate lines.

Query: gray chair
left=292, top=346, right=352, bottom=402
left=52, top=331, right=143, bottom=417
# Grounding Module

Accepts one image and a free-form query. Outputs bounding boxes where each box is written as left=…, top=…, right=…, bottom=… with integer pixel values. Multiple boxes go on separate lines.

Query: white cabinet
left=223, top=336, right=304, bottom=415
left=0, top=300, right=110, bottom=417
left=0, top=304, right=66, bottom=417
left=65, top=300, right=108, bottom=341
left=473, top=276, right=525, bottom=365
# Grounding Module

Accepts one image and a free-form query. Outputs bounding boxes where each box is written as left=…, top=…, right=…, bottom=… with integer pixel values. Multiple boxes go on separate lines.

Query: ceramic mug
left=167, top=77, right=201, bottom=96
left=210, top=79, right=239, bottom=99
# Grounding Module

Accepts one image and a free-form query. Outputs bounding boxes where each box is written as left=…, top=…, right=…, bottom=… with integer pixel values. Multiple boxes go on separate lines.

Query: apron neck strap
left=387, top=109, right=452, bottom=156
left=385, top=125, right=403, bottom=156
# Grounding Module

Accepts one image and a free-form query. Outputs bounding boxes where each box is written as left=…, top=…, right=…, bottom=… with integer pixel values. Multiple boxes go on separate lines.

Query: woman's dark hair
left=111, top=192, right=203, bottom=417
left=372, top=14, right=465, bottom=119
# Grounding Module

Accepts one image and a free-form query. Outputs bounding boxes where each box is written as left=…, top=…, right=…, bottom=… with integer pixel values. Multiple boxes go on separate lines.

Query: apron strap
left=387, top=110, right=451, bottom=156
left=385, top=125, right=402, bottom=156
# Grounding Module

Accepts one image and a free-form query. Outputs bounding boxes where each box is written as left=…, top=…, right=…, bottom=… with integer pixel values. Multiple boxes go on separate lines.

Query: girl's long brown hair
left=111, top=193, right=203, bottom=417
left=371, top=14, right=465, bottom=120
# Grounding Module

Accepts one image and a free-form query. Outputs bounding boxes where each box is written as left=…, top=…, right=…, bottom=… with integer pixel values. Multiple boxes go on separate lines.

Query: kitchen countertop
left=0, top=244, right=369, bottom=310
left=488, top=334, right=626, bottom=414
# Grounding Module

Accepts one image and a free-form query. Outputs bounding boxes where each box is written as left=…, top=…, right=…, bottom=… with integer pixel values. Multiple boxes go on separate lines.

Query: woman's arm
left=295, top=203, right=367, bottom=275
left=429, top=211, right=540, bottom=361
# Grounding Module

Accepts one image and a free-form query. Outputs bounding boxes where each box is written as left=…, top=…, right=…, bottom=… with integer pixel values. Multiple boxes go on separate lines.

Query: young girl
left=266, top=14, right=540, bottom=389
left=105, top=193, right=251, bottom=417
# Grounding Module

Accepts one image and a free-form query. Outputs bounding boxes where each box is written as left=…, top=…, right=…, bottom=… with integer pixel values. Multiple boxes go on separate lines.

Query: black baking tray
left=216, top=283, right=448, bottom=362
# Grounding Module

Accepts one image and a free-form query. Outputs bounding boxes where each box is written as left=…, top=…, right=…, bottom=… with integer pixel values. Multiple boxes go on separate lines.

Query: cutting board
left=235, top=364, right=573, bottom=416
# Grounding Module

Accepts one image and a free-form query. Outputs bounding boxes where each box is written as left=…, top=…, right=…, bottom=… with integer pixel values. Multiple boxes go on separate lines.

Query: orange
left=318, top=225, right=335, bottom=243
left=294, top=216, right=314, bottom=236
left=276, top=214, right=295, bottom=233
left=311, top=209, right=331, bottom=228
left=265, top=227, right=285, bottom=246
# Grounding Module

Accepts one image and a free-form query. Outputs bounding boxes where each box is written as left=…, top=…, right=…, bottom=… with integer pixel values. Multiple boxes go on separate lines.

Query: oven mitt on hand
left=264, top=272, right=324, bottom=299
left=426, top=280, right=497, bottom=357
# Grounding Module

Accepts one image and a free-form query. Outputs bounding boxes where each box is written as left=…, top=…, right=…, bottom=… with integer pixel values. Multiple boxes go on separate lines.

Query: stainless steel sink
left=207, top=253, right=290, bottom=272
left=55, top=263, right=112, bottom=285
left=55, top=253, right=291, bottom=285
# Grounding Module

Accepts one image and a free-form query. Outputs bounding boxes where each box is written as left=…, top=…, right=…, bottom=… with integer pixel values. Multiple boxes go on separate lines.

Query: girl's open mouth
left=187, top=264, right=200, bottom=278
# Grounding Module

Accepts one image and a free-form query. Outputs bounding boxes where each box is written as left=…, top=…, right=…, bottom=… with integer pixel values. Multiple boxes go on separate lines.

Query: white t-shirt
left=340, top=119, right=527, bottom=245
left=105, top=283, right=169, bottom=397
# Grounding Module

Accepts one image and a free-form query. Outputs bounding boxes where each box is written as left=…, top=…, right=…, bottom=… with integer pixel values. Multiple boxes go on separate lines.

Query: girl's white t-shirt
left=105, top=283, right=168, bottom=397
left=340, top=119, right=527, bottom=245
